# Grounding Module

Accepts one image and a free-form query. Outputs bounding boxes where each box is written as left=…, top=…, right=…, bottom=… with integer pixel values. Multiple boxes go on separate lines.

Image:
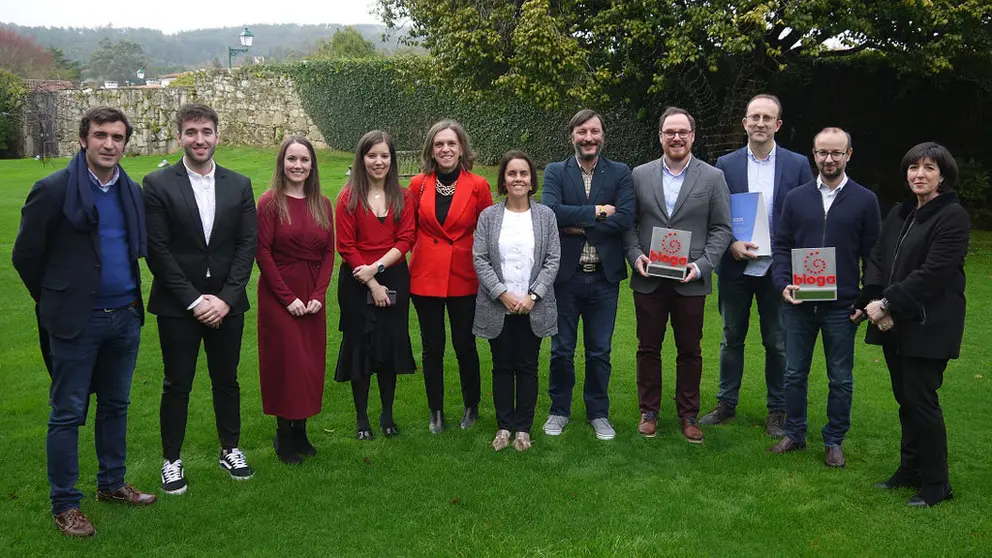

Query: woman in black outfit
left=858, top=142, right=969, bottom=508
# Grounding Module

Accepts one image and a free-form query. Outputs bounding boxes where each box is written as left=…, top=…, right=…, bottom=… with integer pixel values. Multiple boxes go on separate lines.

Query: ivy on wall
left=284, top=57, right=659, bottom=167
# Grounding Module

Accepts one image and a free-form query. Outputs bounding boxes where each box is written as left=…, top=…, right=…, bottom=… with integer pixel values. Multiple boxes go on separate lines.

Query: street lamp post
left=227, top=27, right=254, bottom=70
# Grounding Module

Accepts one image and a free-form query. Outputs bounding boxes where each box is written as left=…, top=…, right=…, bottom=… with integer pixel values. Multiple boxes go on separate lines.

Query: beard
left=184, top=143, right=215, bottom=165
left=819, top=164, right=844, bottom=180
left=573, top=141, right=602, bottom=161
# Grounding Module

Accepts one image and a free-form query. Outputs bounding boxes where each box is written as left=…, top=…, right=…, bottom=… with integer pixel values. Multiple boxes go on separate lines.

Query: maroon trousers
left=634, top=282, right=706, bottom=419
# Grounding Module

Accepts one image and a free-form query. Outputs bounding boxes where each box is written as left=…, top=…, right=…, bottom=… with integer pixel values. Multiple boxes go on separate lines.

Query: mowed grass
left=1, top=146, right=990, bottom=557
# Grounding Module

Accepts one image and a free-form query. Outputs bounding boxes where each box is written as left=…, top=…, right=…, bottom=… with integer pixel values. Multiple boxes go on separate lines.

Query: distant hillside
left=1, top=22, right=415, bottom=71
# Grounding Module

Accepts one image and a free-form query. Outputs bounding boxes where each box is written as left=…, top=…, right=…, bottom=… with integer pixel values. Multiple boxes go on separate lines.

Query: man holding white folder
left=700, top=94, right=813, bottom=436
left=624, top=107, right=732, bottom=443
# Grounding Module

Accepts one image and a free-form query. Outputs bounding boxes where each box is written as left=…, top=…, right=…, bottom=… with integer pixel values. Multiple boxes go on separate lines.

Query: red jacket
left=408, top=170, right=493, bottom=297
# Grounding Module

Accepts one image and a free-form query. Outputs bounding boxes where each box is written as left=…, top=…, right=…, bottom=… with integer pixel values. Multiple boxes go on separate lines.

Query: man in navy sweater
left=13, top=107, right=156, bottom=537
left=769, top=127, right=881, bottom=468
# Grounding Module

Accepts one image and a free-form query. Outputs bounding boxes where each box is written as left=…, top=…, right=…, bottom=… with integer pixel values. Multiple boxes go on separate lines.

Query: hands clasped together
left=193, top=294, right=232, bottom=328
left=499, top=292, right=535, bottom=315
left=352, top=263, right=392, bottom=308
left=865, top=299, right=895, bottom=332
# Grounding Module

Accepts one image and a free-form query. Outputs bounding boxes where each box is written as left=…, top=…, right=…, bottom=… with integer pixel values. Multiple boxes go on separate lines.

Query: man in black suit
left=13, top=106, right=157, bottom=538
left=143, top=104, right=258, bottom=495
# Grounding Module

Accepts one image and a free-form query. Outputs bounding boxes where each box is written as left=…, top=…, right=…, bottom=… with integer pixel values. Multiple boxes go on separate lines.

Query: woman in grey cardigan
left=473, top=150, right=561, bottom=451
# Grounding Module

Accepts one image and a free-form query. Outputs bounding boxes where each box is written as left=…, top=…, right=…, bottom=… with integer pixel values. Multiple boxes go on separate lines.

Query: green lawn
left=1, top=147, right=990, bottom=556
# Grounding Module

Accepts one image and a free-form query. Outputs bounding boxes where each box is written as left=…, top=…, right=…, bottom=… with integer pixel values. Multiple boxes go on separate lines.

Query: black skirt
left=334, top=261, right=417, bottom=382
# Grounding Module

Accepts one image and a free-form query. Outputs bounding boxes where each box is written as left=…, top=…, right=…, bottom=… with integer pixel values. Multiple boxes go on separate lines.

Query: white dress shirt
left=744, top=144, right=775, bottom=277
left=498, top=208, right=535, bottom=302
left=662, top=155, right=692, bottom=217
left=183, top=157, right=216, bottom=310
left=817, top=173, right=849, bottom=214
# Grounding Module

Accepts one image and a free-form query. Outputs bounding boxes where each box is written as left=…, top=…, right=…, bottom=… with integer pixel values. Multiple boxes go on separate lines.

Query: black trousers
left=158, top=313, right=245, bottom=461
left=412, top=294, right=480, bottom=411
left=882, top=342, right=949, bottom=488
left=489, top=314, right=542, bottom=434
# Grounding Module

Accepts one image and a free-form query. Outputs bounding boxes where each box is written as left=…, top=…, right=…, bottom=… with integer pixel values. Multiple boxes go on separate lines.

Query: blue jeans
left=549, top=266, right=619, bottom=420
left=47, top=306, right=140, bottom=515
left=782, top=303, right=857, bottom=446
left=717, top=272, right=786, bottom=411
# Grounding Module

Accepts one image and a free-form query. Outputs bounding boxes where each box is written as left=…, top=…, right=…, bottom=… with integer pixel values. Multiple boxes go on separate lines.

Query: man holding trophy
left=624, top=107, right=732, bottom=443
left=770, top=127, right=881, bottom=468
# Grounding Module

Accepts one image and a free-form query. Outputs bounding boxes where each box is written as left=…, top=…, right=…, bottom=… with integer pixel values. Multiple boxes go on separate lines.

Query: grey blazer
left=623, top=156, right=732, bottom=296
left=473, top=200, right=561, bottom=339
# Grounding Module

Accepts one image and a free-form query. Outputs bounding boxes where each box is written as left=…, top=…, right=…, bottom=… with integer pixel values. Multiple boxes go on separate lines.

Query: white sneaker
left=542, top=415, right=569, bottom=436
left=219, top=448, right=254, bottom=480
left=161, top=459, right=188, bottom=495
left=589, top=418, right=616, bottom=440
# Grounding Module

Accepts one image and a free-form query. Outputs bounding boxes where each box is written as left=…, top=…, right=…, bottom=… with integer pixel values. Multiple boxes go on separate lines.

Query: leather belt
left=100, top=299, right=139, bottom=313
left=580, top=263, right=601, bottom=273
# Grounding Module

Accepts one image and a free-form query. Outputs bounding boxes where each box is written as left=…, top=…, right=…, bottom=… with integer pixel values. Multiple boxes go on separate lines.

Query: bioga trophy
left=646, top=227, right=692, bottom=280
left=790, top=247, right=838, bottom=301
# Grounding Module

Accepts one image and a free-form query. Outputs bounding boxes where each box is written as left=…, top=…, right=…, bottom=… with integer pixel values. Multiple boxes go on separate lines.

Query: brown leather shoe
left=825, top=445, right=846, bottom=468
left=768, top=437, right=806, bottom=454
left=680, top=417, right=703, bottom=444
left=54, top=508, right=95, bottom=537
left=637, top=412, right=658, bottom=438
left=96, top=483, right=157, bottom=506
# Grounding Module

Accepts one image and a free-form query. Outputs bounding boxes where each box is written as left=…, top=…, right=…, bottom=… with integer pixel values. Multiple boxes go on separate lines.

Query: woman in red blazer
left=408, top=120, right=494, bottom=433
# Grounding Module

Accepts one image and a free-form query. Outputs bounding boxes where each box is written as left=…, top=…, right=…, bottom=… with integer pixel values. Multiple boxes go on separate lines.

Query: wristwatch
left=529, top=292, right=539, bottom=302
left=595, top=205, right=607, bottom=221
left=879, top=298, right=889, bottom=311
left=376, top=262, right=386, bottom=275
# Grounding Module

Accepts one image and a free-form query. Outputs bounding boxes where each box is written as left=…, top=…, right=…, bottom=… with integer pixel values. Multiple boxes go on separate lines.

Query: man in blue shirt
left=13, top=107, right=156, bottom=538
left=701, top=94, right=813, bottom=436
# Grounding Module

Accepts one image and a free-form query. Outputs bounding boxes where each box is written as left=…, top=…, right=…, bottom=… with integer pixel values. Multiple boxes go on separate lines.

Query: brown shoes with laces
left=680, top=417, right=704, bottom=444
left=96, top=483, right=157, bottom=506
left=54, top=508, right=95, bottom=537
left=825, top=445, right=846, bottom=468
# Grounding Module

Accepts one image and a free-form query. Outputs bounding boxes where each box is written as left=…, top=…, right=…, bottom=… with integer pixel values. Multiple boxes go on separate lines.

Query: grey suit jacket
left=473, top=199, right=561, bottom=339
left=623, top=156, right=732, bottom=296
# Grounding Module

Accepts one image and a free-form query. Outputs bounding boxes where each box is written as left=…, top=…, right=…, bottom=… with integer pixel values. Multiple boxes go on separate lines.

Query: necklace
left=436, top=177, right=457, bottom=196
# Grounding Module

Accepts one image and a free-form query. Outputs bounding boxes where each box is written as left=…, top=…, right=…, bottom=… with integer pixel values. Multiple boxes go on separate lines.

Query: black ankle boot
left=275, top=418, right=303, bottom=465
left=292, top=419, right=317, bottom=457
left=429, top=410, right=445, bottom=434
left=460, top=406, right=479, bottom=429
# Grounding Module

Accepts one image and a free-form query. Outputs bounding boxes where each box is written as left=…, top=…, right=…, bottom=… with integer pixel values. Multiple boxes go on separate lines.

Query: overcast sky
left=3, top=0, right=382, bottom=33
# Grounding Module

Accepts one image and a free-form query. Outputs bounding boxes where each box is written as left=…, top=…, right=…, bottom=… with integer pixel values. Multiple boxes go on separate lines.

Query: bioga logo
left=793, top=273, right=836, bottom=286
left=650, top=231, right=686, bottom=266
left=650, top=251, right=688, bottom=266
left=794, top=250, right=835, bottom=286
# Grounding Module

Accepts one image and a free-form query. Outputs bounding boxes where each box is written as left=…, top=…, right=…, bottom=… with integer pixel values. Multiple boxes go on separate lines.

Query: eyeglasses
left=660, top=130, right=693, bottom=139
left=813, top=150, right=848, bottom=160
left=746, top=114, right=778, bottom=123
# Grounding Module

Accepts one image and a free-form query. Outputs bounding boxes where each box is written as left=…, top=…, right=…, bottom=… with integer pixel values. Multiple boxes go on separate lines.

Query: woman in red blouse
left=408, top=120, right=494, bottom=433
left=335, top=130, right=417, bottom=440
left=256, top=136, right=334, bottom=464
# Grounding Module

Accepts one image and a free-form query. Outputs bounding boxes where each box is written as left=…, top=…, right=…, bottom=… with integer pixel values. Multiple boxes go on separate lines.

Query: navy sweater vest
left=92, top=181, right=139, bottom=308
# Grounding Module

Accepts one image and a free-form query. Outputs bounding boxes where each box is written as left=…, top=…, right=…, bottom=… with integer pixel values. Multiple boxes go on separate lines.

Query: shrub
left=0, top=69, right=29, bottom=158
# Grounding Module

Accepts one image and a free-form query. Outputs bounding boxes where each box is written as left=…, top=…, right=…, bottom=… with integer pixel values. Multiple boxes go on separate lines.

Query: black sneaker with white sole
left=161, top=459, right=188, bottom=495
left=219, top=448, right=254, bottom=480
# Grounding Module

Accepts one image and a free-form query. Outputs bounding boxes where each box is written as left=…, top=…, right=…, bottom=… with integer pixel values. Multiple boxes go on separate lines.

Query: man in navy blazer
left=541, top=109, right=634, bottom=441
left=700, top=94, right=813, bottom=437
left=13, top=107, right=156, bottom=537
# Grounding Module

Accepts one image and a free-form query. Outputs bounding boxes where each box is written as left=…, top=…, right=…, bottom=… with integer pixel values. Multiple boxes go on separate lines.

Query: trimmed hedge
left=286, top=58, right=658, bottom=167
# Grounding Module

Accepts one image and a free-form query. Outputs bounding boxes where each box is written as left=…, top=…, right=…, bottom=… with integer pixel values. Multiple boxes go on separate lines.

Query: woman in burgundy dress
left=335, top=130, right=416, bottom=440
left=256, top=136, right=334, bottom=464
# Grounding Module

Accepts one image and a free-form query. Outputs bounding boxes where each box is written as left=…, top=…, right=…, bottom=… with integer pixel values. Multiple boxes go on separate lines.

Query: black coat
left=12, top=167, right=145, bottom=339
left=859, top=191, right=969, bottom=359
left=142, top=162, right=258, bottom=318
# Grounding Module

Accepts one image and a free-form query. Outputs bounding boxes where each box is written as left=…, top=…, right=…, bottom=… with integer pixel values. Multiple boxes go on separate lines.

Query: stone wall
left=22, top=70, right=326, bottom=157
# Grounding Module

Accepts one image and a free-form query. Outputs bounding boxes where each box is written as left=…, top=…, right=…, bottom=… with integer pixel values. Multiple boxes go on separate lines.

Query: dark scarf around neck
left=64, top=150, right=148, bottom=259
